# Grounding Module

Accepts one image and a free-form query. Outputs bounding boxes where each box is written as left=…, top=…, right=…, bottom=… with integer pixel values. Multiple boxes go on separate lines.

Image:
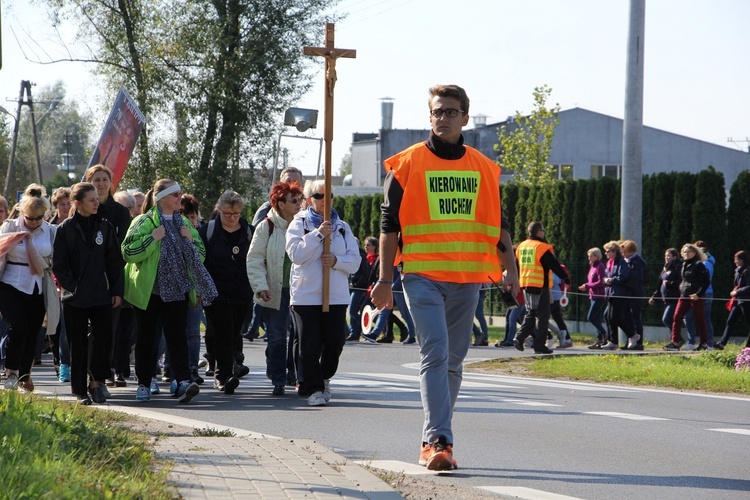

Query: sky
left=2, top=0, right=749, bottom=178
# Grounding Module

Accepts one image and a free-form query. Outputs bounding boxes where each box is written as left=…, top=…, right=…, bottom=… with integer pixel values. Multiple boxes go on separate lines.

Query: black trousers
left=606, top=297, right=636, bottom=342
left=113, top=306, right=136, bottom=376
left=719, top=301, right=750, bottom=347
left=64, top=303, right=112, bottom=397
left=518, top=287, right=551, bottom=350
left=0, top=282, right=45, bottom=379
left=134, top=295, right=189, bottom=385
left=292, top=304, right=347, bottom=396
left=203, top=299, right=249, bottom=383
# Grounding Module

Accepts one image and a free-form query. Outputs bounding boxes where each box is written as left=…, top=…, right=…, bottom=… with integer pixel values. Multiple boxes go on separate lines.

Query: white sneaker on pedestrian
left=682, top=343, right=697, bottom=351
left=323, top=379, right=332, bottom=403
left=601, top=341, right=618, bottom=350
left=627, top=334, right=641, bottom=349
left=546, top=337, right=556, bottom=349
left=308, top=391, right=326, bottom=406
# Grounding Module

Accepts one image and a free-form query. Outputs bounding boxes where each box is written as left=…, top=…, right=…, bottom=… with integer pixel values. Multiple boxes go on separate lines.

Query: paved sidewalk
left=156, top=436, right=400, bottom=499
left=28, top=361, right=400, bottom=500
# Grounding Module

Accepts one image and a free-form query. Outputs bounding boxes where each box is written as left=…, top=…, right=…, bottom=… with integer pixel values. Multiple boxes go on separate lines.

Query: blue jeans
left=391, top=267, right=415, bottom=340
left=402, top=273, right=479, bottom=444
left=503, top=306, right=524, bottom=343
left=587, top=299, right=607, bottom=341
left=661, top=301, right=677, bottom=330
left=370, top=306, right=391, bottom=336
left=249, top=302, right=269, bottom=337
left=393, top=288, right=416, bottom=340
left=685, top=293, right=713, bottom=345
left=186, top=303, right=204, bottom=371
left=472, top=289, right=489, bottom=339
left=265, top=288, right=291, bottom=387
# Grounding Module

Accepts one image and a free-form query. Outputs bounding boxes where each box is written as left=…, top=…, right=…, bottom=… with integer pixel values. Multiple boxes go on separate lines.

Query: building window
left=590, top=164, right=621, bottom=179
left=552, top=164, right=574, bottom=180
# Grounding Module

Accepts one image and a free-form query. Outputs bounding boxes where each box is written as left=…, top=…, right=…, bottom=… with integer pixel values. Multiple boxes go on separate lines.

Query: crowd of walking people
left=1, top=173, right=748, bottom=398
left=1, top=85, right=749, bottom=475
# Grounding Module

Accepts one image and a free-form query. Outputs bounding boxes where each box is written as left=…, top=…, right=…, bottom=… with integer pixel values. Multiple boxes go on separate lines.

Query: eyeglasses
left=430, top=108, right=464, bottom=119
left=282, top=197, right=301, bottom=204
left=221, top=211, right=241, bottom=218
left=310, top=192, right=331, bottom=200
left=606, top=249, right=616, bottom=253
left=24, top=214, right=45, bottom=222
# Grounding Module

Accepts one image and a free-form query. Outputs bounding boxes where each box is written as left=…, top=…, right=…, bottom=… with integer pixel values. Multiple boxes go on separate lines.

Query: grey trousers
left=402, top=273, right=479, bottom=444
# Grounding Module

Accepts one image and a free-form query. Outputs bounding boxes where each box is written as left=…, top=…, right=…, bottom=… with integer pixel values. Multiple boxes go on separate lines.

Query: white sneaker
left=323, top=379, right=332, bottom=403
left=308, top=391, right=326, bottom=406
left=682, top=343, right=697, bottom=351
left=4, top=371, right=19, bottom=390
left=627, top=334, right=641, bottom=349
left=546, top=337, right=556, bottom=349
left=601, top=341, right=618, bottom=350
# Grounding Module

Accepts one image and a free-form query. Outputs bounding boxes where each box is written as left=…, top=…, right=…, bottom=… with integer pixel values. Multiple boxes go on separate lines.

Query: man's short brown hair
left=428, top=85, right=470, bottom=115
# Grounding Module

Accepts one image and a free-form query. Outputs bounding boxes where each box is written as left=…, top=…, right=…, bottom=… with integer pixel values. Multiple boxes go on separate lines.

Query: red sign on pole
left=88, top=87, right=146, bottom=192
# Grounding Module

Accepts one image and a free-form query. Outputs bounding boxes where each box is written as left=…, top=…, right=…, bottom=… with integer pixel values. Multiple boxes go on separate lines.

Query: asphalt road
left=33, top=340, right=750, bottom=499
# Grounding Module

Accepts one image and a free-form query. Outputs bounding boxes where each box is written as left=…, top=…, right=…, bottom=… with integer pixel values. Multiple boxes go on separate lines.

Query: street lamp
left=272, top=107, right=323, bottom=183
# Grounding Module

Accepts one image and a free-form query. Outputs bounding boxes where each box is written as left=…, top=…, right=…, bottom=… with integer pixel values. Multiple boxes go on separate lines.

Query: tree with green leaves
left=33, top=0, right=335, bottom=202
left=669, top=172, right=696, bottom=246
left=727, top=170, right=750, bottom=253
left=338, top=152, right=352, bottom=177
left=496, top=85, right=561, bottom=187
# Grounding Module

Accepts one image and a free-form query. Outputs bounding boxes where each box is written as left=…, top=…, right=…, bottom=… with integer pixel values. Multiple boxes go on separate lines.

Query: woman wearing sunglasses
left=286, top=180, right=361, bottom=406
left=0, top=184, right=56, bottom=391
left=122, top=179, right=217, bottom=403
left=247, top=181, right=303, bottom=396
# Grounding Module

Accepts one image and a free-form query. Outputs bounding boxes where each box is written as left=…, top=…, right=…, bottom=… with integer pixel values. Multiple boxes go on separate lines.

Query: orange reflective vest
left=516, top=239, right=554, bottom=288
left=384, top=142, right=502, bottom=283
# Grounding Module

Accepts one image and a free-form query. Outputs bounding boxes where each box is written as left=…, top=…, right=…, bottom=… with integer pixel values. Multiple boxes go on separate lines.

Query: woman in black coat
left=53, top=183, right=124, bottom=404
left=649, top=248, right=682, bottom=333
left=664, top=244, right=710, bottom=351
left=715, top=250, right=750, bottom=349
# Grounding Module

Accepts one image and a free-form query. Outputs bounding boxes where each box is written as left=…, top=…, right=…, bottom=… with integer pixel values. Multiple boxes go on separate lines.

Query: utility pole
left=620, top=0, right=646, bottom=249
left=63, top=130, right=72, bottom=179
left=3, top=80, right=62, bottom=198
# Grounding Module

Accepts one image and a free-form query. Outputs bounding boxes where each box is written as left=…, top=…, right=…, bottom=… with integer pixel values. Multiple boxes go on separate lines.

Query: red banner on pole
left=88, top=87, right=146, bottom=192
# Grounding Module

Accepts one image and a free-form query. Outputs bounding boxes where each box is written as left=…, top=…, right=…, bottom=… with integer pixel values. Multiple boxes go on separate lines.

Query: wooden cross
left=303, top=23, right=356, bottom=311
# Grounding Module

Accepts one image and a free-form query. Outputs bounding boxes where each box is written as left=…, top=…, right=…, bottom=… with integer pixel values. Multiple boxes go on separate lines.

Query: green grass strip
left=477, top=346, right=750, bottom=394
left=0, top=391, right=176, bottom=499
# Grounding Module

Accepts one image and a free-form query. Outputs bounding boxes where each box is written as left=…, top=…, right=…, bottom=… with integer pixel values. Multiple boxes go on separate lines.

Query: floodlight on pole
left=284, top=107, right=318, bottom=132
left=272, top=107, right=322, bottom=183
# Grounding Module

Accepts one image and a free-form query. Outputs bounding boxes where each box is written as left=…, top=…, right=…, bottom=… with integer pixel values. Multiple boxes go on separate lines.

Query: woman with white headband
left=122, top=179, right=217, bottom=404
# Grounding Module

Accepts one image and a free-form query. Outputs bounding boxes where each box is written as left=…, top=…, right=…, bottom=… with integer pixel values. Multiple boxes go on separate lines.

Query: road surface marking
left=708, top=428, right=750, bottom=436
left=479, top=486, right=584, bottom=499
left=585, top=411, right=669, bottom=421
